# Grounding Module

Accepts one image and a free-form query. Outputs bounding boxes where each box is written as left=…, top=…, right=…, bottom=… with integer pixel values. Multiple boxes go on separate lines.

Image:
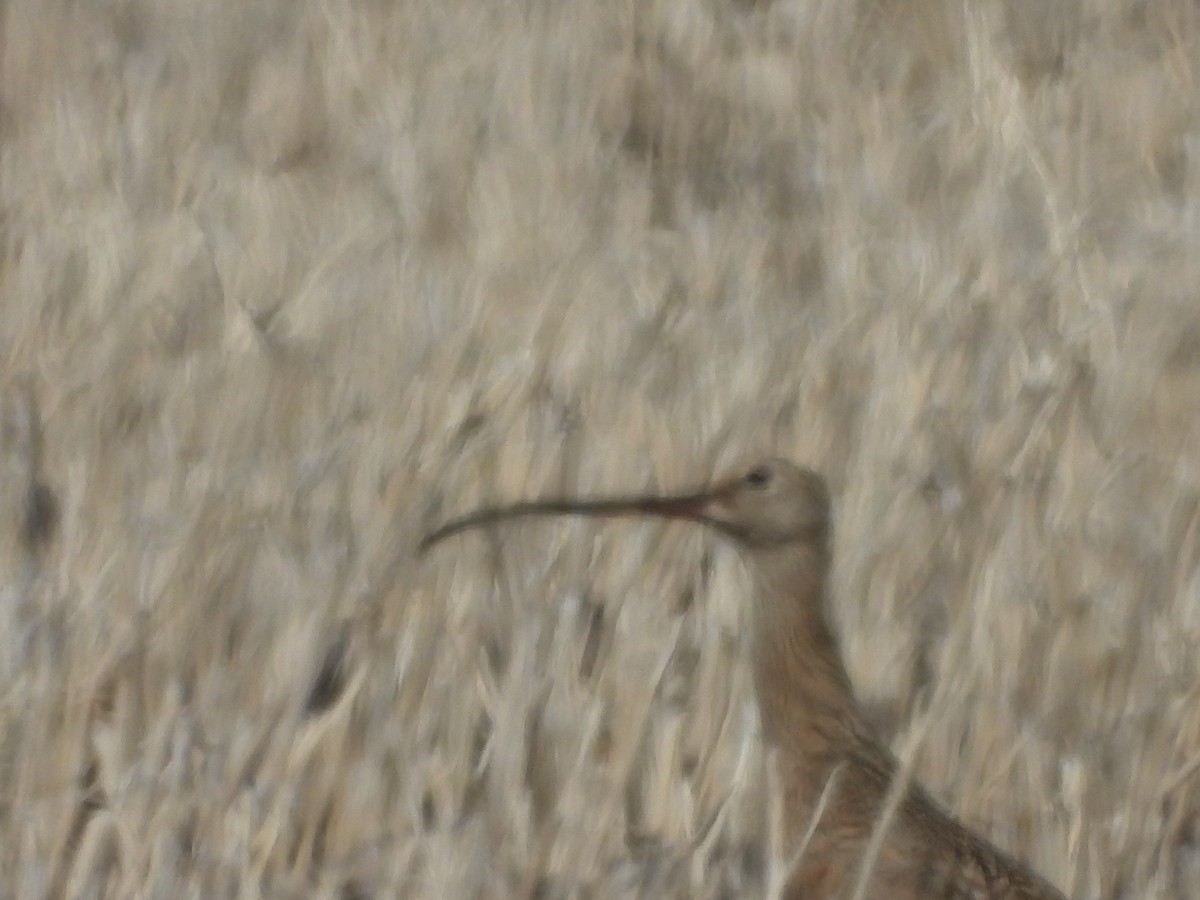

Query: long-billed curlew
left=421, top=458, right=1068, bottom=898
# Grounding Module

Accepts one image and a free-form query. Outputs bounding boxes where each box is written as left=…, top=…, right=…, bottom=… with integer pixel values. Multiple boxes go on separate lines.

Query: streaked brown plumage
left=422, top=458, right=1068, bottom=898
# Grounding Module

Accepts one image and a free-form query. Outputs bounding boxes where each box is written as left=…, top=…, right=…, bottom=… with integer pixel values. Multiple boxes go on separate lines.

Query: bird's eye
left=745, top=465, right=772, bottom=488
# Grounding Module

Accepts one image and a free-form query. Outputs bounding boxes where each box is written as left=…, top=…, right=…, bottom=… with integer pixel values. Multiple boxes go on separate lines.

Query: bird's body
left=422, top=458, right=1067, bottom=899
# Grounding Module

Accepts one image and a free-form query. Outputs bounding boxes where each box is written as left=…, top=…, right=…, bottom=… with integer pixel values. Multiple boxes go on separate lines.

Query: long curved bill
left=419, top=488, right=726, bottom=554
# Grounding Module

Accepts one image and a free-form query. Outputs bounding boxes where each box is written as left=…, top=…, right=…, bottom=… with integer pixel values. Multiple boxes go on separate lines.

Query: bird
left=421, top=458, right=1068, bottom=899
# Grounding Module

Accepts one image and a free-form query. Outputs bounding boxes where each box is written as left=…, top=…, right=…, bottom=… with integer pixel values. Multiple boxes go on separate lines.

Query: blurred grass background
left=3, top=1, right=1200, bottom=896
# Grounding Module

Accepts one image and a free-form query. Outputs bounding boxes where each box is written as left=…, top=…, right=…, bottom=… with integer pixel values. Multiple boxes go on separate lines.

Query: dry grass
left=2, top=0, right=1199, bottom=896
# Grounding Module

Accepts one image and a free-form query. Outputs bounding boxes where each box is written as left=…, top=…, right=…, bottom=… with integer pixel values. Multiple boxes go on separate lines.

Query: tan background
left=3, top=1, right=1199, bottom=897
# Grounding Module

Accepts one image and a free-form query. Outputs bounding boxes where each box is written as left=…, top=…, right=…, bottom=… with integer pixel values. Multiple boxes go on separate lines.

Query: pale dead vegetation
left=1, top=0, right=1199, bottom=897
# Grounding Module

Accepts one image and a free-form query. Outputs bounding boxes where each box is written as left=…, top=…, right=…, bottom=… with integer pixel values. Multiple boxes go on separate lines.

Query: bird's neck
left=746, top=544, right=867, bottom=763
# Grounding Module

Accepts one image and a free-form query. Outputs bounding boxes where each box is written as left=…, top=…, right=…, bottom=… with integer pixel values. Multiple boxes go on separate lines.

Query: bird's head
left=699, top=458, right=831, bottom=549
left=420, top=457, right=831, bottom=553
